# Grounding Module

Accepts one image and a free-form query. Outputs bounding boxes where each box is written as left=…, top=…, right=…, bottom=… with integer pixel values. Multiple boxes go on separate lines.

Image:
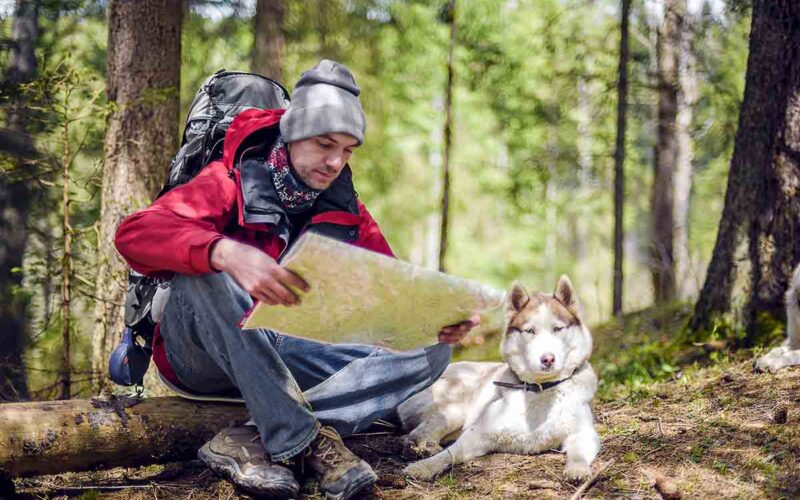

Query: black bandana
left=266, top=137, right=321, bottom=213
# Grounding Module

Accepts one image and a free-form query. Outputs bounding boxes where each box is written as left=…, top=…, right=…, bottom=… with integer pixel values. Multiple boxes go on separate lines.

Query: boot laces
left=315, top=434, right=343, bottom=467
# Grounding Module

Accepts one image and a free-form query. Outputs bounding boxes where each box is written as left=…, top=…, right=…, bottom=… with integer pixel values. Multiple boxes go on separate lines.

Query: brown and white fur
left=755, top=263, right=800, bottom=373
left=399, top=276, right=600, bottom=481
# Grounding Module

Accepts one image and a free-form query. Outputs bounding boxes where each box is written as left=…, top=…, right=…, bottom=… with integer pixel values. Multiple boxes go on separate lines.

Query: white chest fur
left=399, top=361, right=600, bottom=481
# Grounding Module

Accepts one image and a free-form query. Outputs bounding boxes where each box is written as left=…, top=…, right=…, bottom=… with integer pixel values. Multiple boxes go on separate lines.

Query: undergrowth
left=457, top=301, right=789, bottom=402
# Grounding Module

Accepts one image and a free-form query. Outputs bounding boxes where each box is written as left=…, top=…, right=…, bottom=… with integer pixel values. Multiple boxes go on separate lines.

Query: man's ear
left=507, top=282, right=530, bottom=315
left=554, top=275, right=578, bottom=310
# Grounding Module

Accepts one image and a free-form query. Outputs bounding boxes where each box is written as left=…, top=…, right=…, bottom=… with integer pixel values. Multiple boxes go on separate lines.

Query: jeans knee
left=424, top=343, right=452, bottom=382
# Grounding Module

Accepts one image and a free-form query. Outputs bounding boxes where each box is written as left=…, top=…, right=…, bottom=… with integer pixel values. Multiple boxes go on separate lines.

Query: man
left=115, top=60, right=478, bottom=499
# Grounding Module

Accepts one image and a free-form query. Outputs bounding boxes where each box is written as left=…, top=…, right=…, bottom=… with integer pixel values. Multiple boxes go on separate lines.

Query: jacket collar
left=226, top=110, right=360, bottom=230
left=222, top=108, right=285, bottom=170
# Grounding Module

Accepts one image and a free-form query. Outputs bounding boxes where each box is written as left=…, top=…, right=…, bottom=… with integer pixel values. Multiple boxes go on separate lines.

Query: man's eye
left=318, top=141, right=333, bottom=149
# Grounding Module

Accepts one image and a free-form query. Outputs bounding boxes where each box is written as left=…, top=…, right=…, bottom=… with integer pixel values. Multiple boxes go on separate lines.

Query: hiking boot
left=304, top=426, right=377, bottom=499
left=198, top=425, right=299, bottom=498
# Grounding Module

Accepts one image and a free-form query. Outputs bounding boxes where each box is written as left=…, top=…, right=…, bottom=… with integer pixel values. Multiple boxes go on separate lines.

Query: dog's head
left=500, top=275, right=592, bottom=384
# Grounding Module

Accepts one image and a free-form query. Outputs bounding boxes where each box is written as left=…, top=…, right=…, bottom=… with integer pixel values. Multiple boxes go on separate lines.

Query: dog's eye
left=524, top=328, right=536, bottom=335
left=553, top=326, right=564, bottom=333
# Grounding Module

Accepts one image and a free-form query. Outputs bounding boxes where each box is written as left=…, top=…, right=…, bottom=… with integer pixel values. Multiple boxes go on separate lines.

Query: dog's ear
left=554, top=275, right=578, bottom=310
left=507, top=282, right=530, bottom=314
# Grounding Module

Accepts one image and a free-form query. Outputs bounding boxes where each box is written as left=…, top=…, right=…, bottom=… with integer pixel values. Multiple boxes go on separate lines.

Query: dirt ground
left=12, top=354, right=800, bottom=500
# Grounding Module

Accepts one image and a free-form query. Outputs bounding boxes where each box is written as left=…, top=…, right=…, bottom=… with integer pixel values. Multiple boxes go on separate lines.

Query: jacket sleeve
left=355, top=199, right=395, bottom=258
left=115, top=162, right=237, bottom=277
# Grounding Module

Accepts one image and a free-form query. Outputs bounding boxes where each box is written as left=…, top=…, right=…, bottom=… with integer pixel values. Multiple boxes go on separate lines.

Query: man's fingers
left=440, top=320, right=476, bottom=334
left=275, top=266, right=310, bottom=293
left=268, top=280, right=301, bottom=306
left=252, top=289, right=279, bottom=306
left=437, top=333, right=463, bottom=345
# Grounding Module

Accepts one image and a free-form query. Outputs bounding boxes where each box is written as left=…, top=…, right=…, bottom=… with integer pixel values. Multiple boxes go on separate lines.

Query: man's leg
left=160, top=272, right=319, bottom=461
left=160, top=272, right=378, bottom=499
left=276, top=335, right=452, bottom=436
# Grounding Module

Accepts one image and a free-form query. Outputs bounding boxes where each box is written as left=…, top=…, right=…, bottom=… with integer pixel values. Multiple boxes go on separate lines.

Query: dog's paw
left=401, top=437, right=443, bottom=459
left=564, top=462, right=592, bottom=483
left=754, top=355, right=784, bottom=374
left=403, top=460, right=441, bottom=481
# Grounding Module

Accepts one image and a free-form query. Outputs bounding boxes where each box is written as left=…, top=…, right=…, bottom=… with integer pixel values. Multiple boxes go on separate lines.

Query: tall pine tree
left=92, top=0, right=182, bottom=392
left=691, top=0, right=800, bottom=340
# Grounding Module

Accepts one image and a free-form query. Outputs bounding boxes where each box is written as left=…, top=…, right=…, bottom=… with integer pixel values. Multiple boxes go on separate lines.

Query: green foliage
left=2, top=0, right=758, bottom=399
left=1, top=7, right=106, bottom=398
left=748, top=311, right=787, bottom=348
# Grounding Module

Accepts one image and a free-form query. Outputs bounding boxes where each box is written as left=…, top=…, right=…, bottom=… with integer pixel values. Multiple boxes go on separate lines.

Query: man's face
left=287, top=133, right=359, bottom=190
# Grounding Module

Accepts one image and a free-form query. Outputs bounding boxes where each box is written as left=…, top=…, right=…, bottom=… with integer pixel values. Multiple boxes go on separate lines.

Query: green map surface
left=240, top=232, right=506, bottom=350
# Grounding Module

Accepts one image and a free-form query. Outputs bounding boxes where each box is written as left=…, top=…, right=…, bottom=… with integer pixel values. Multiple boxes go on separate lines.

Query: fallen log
left=0, top=396, right=249, bottom=478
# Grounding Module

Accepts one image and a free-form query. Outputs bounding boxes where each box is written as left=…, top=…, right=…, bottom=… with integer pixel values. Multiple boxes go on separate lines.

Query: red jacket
left=115, top=108, right=394, bottom=391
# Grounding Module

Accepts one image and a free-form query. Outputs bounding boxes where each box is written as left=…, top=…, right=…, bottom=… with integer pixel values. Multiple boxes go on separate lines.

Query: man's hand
left=210, top=238, right=309, bottom=306
left=438, top=314, right=481, bottom=345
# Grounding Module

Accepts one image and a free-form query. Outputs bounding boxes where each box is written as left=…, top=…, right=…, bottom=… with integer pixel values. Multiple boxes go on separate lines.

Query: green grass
left=456, top=300, right=788, bottom=402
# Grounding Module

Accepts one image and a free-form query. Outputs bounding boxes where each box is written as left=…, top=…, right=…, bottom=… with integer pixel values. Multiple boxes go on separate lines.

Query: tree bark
left=93, top=0, right=182, bottom=394
left=59, top=105, right=73, bottom=400
left=674, top=25, right=698, bottom=299
left=690, top=0, right=800, bottom=337
left=0, top=397, right=248, bottom=478
left=253, top=0, right=285, bottom=82
left=612, top=0, right=631, bottom=317
left=0, top=0, right=38, bottom=403
left=438, top=0, right=457, bottom=273
left=651, top=0, right=683, bottom=304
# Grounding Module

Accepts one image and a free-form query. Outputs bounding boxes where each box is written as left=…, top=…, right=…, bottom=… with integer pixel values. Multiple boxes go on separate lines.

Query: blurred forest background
left=1, top=0, right=798, bottom=404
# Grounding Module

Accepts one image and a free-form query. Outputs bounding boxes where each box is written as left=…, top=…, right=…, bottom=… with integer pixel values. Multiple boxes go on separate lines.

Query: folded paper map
left=240, top=232, right=507, bottom=350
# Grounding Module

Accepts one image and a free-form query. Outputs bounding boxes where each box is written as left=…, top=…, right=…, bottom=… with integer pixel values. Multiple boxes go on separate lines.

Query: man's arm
left=210, top=238, right=309, bottom=306
left=354, top=199, right=395, bottom=258
left=115, top=162, right=236, bottom=277
left=438, top=314, right=482, bottom=344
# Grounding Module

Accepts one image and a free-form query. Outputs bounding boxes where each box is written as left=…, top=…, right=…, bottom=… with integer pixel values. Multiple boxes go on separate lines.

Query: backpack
left=109, top=70, right=290, bottom=389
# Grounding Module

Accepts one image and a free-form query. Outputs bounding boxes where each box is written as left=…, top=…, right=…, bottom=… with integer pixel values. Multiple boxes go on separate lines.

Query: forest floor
left=13, top=306, right=800, bottom=499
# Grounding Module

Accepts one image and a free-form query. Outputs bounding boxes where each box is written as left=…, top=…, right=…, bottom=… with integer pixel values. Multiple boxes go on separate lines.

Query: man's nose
left=326, top=154, right=344, bottom=170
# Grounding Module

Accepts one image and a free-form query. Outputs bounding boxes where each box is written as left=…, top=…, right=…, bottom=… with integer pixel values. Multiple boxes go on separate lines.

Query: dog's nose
left=540, top=353, right=555, bottom=369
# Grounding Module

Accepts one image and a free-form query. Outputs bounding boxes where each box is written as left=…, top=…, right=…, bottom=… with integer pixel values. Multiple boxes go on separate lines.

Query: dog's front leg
left=755, top=346, right=800, bottom=373
left=561, top=423, right=600, bottom=482
left=403, top=426, right=491, bottom=481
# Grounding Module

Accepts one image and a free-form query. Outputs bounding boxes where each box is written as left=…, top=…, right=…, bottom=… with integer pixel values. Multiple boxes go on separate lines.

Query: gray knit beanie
left=279, top=59, right=366, bottom=145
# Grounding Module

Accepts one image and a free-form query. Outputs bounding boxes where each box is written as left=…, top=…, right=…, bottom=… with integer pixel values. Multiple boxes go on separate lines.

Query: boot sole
left=325, top=465, right=377, bottom=500
left=198, top=442, right=299, bottom=498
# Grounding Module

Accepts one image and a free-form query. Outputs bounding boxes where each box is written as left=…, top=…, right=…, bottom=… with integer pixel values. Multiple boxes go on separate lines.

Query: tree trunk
left=0, top=0, right=38, bottom=403
left=651, top=0, right=683, bottom=304
left=93, top=0, right=182, bottom=394
left=0, top=396, right=248, bottom=478
left=438, top=0, right=457, bottom=273
left=612, top=0, right=631, bottom=317
left=253, top=0, right=285, bottom=82
left=690, top=0, right=800, bottom=337
left=674, top=26, right=698, bottom=299
left=59, top=108, right=73, bottom=401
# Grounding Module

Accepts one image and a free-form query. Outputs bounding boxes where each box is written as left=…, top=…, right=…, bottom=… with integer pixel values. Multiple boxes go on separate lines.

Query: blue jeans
left=159, top=272, right=451, bottom=461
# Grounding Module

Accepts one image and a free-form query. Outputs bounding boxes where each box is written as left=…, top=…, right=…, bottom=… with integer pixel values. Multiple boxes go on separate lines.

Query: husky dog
left=755, top=263, right=800, bottom=373
left=399, top=276, right=600, bottom=481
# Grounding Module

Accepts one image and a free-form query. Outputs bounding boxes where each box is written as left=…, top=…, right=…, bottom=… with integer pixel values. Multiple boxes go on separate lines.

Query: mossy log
left=0, top=396, right=249, bottom=478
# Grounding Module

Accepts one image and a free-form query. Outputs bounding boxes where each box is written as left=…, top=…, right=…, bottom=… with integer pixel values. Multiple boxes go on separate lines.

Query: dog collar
left=493, top=378, right=569, bottom=393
